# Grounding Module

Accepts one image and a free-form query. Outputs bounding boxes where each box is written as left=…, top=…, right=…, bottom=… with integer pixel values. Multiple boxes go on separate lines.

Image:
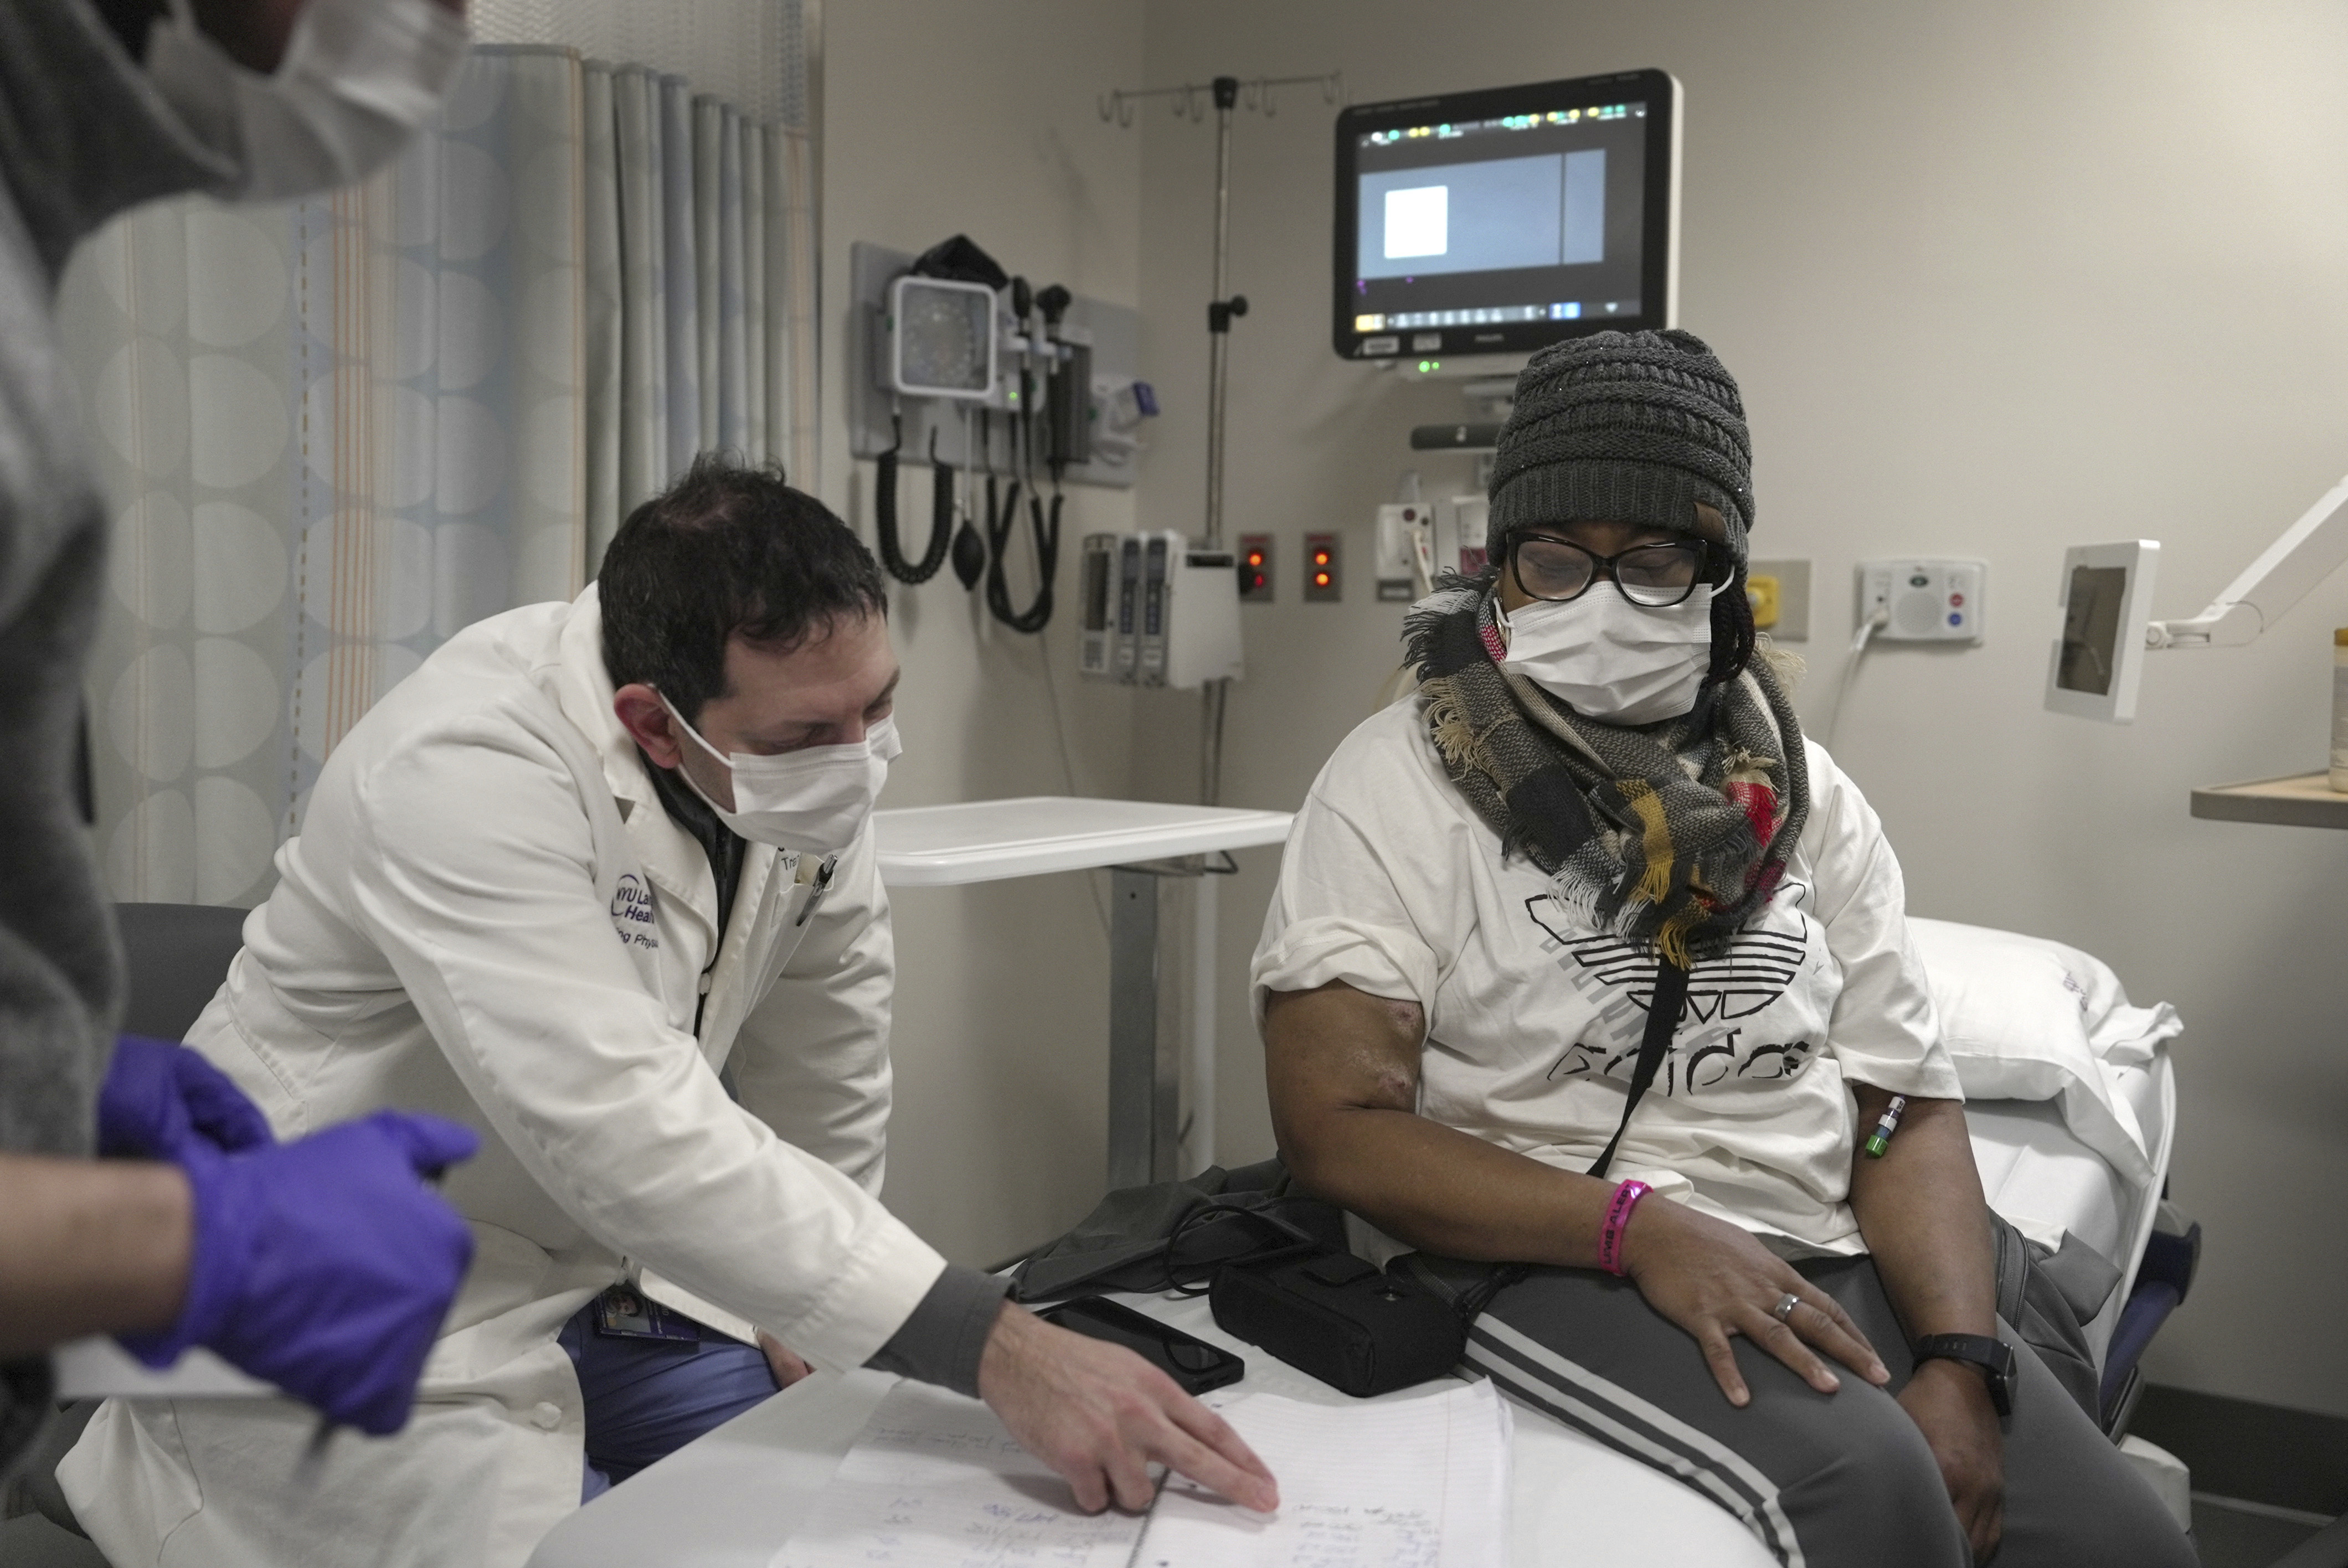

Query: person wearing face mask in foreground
left=1254, top=331, right=2190, bottom=1568
left=65, top=456, right=1276, bottom=1567
left=1, top=0, right=481, bottom=1502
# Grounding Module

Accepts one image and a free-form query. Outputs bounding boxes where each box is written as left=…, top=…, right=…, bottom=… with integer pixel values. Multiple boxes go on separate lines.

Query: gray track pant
left=1413, top=1254, right=2195, bottom=1568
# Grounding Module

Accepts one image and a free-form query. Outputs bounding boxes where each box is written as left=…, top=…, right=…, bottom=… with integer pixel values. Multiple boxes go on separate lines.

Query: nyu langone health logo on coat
left=610, top=874, right=658, bottom=951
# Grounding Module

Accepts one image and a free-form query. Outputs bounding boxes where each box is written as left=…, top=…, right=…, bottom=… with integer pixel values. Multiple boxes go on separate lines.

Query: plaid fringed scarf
left=1405, top=581, right=1810, bottom=967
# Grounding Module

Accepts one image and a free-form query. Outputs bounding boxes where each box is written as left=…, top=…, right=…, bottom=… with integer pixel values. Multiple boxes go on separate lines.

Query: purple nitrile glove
left=120, top=1110, right=480, bottom=1436
left=97, top=1035, right=277, bottom=1160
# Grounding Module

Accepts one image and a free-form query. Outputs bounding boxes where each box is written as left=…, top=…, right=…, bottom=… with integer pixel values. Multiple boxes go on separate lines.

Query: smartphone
left=1036, top=1296, right=1247, bottom=1396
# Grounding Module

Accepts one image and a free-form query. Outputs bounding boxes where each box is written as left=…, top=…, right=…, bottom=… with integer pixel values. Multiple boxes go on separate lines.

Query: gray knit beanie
left=1486, top=328, right=1754, bottom=571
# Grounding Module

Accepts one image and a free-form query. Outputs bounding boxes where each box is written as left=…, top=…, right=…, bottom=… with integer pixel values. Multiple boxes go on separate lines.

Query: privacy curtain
left=65, top=44, right=813, bottom=905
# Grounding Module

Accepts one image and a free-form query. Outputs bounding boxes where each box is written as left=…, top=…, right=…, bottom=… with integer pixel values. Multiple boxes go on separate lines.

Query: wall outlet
left=1238, top=533, right=1273, bottom=602
left=1375, top=504, right=1426, bottom=601
left=1858, top=559, right=1985, bottom=643
left=1304, top=533, right=1341, bottom=602
left=1747, top=558, right=1811, bottom=642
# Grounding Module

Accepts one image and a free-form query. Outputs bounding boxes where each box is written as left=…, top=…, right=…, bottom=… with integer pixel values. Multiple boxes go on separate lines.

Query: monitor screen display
left=1333, top=69, right=1678, bottom=363
left=2056, top=564, right=2129, bottom=695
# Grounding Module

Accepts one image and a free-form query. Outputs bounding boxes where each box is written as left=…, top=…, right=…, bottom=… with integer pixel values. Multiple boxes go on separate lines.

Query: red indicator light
left=1314, top=572, right=1332, bottom=587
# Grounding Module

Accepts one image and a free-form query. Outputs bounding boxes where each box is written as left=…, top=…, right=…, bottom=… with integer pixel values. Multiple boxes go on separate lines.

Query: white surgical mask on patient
left=146, top=0, right=470, bottom=203
left=1499, top=584, right=1717, bottom=725
left=661, top=697, right=901, bottom=855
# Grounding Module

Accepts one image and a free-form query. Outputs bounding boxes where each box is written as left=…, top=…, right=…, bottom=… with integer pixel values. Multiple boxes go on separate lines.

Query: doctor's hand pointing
left=976, top=1302, right=1279, bottom=1515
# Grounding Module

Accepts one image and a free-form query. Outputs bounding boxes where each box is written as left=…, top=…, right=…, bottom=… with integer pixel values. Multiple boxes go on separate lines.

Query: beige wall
left=1130, top=0, right=2348, bottom=1415
left=818, top=0, right=1148, bottom=1267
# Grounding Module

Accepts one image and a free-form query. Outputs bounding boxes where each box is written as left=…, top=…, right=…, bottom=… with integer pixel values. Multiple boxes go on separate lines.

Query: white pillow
left=1905, top=917, right=2182, bottom=1182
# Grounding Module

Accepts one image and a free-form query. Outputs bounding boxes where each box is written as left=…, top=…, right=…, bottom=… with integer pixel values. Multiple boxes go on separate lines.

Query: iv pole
left=1096, top=70, right=1340, bottom=1181
left=1099, top=70, right=1340, bottom=806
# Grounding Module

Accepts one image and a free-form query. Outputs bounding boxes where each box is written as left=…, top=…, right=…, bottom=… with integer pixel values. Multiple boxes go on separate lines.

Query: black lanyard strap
left=1585, top=955, right=1691, bottom=1181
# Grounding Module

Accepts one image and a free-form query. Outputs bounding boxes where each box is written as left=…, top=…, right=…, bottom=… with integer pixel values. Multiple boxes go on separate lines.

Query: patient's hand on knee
left=1620, top=1199, right=1889, bottom=1406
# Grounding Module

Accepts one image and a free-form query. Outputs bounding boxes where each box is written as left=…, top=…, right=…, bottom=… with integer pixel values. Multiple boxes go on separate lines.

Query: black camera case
left=1208, top=1244, right=1465, bottom=1397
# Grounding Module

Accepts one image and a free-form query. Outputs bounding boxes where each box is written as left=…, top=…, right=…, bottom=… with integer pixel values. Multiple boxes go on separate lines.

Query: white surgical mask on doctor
left=1500, top=583, right=1718, bottom=725
left=145, top=0, right=470, bottom=203
left=660, top=697, right=902, bottom=855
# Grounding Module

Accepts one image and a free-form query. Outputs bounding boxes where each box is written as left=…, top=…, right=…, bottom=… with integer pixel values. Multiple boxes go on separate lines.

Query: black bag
left=1007, top=1158, right=1346, bottom=1303
left=1209, top=1244, right=1467, bottom=1397
left=908, top=233, right=1009, bottom=291
left=1991, top=1212, right=2122, bottom=1425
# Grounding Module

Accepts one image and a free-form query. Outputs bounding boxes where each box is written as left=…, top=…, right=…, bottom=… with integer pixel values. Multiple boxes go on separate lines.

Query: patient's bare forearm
left=0, top=1154, right=192, bottom=1357
left=1264, top=983, right=1613, bottom=1265
left=1845, top=1090, right=1996, bottom=1341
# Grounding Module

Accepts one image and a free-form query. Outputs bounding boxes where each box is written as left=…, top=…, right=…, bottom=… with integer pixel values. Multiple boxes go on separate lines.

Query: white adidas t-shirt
left=1252, top=696, right=1961, bottom=1258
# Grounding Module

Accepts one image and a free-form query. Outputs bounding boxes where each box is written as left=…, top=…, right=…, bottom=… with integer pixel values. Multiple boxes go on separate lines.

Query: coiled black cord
left=984, top=486, right=1060, bottom=633
left=873, top=415, right=953, bottom=585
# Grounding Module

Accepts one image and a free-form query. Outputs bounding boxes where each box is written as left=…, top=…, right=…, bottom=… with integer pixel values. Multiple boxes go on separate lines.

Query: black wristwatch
left=1912, top=1333, right=2016, bottom=1417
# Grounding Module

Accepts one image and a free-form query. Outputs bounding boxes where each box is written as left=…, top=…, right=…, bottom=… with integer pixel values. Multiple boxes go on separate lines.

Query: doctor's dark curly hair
left=598, top=455, right=886, bottom=723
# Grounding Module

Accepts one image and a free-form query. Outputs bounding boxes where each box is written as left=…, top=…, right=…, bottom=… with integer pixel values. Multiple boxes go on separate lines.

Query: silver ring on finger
left=1772, top=1291, right=1801, bottom=1324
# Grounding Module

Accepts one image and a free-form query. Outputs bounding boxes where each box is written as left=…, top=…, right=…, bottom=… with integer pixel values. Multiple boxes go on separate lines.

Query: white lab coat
left=62, top=586, right=948, bottom=1568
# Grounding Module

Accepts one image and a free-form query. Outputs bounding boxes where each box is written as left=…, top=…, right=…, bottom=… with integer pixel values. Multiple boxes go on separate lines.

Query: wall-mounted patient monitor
left=2048, top=471, right=2348, bottom=723
left=1333, top=67, right=1681, bottom=369
left=2045, top=541, right=2160, bottom=724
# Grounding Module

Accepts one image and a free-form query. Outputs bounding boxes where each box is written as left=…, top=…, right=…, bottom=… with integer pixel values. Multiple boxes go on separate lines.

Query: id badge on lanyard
left=591, top=1283, right=701, bottom=1342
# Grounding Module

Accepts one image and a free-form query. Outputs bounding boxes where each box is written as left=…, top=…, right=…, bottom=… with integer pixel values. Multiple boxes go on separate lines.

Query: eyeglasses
left=1508, top=533, right=1711, bottom=607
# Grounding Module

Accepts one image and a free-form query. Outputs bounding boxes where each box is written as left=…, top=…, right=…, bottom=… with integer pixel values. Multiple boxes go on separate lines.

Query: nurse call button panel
left=1859, top=558, right=1986, bottom=643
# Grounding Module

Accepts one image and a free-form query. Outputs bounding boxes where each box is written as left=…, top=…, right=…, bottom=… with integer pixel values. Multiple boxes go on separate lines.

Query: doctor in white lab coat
left=63, top=458, right=1276, bottom=1567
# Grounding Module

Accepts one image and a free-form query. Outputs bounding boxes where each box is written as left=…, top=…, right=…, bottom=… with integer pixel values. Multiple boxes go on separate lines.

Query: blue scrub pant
left=557, top=1302, right=780, bottom=1501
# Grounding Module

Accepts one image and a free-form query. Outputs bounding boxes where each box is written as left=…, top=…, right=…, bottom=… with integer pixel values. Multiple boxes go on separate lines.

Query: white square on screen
left=1383, top=185, right=1449, bottom=259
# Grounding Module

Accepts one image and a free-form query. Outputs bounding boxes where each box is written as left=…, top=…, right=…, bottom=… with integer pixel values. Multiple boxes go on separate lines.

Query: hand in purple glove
left=120, top=1111, right=480, bottom=1436
left=97, top=1035, right=277, bottom=1160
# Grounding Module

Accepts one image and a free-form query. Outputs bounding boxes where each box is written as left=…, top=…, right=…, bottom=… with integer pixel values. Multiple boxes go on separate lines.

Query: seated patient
left=1254, top=330, right=2189, bottom=1568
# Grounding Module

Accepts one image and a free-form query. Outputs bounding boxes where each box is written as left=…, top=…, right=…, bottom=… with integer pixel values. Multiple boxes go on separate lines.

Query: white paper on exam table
left=1141, top=1380, right=1512, bottom=1568
left=769, top=1381, right=1149, bottom=1568
left=769, top=1378, right=1511, bottom=1568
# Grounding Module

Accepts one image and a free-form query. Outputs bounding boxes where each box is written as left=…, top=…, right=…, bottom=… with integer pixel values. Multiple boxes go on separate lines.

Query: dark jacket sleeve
left=0, top=0, right=232, bottom=280
left=0, top=1355, right=56, bottom=1490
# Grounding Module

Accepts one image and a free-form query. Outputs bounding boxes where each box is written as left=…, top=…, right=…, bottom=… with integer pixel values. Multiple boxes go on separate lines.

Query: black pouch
left=1209, top=1244, right=1466, bottom=1397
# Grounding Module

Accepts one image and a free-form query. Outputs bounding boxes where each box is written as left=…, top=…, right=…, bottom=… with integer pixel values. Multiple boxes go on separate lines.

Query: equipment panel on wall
left=1859, top=559, right=1987, bottom=643
left=1238, top=534, right=1274, bottom=602
left=1304, top=533, right=1342, bottom=602
left=1079, top=529, right=1242, bottom=689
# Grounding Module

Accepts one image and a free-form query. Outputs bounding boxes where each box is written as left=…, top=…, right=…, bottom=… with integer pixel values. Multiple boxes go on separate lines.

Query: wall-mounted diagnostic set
left=848, top=238, right=1160, bottom=635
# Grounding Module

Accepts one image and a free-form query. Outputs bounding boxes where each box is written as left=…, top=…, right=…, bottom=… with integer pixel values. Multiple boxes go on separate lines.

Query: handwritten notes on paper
left=769, top=1381, right=1148, bottom=1568
left=1141, top=1381, right=1511, bottom=1568
left=770, top=1377, right=1511, bottom=1568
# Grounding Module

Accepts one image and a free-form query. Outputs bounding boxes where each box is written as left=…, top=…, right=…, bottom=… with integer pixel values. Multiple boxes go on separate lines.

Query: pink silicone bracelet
left=1598, top=1180, right=1652, bottom=1276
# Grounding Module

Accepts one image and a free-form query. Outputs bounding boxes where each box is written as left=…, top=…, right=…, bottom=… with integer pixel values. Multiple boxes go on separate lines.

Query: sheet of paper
left=769, top=1381, right=1149, bottom=1568
left=1138, top=1380, right=1512, bottom=1568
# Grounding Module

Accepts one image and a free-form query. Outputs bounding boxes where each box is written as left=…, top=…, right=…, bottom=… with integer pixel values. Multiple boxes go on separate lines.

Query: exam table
left=524, top=1282, right=1785, bottom=1568
left=528, top=916, right=2182, bottom=1568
